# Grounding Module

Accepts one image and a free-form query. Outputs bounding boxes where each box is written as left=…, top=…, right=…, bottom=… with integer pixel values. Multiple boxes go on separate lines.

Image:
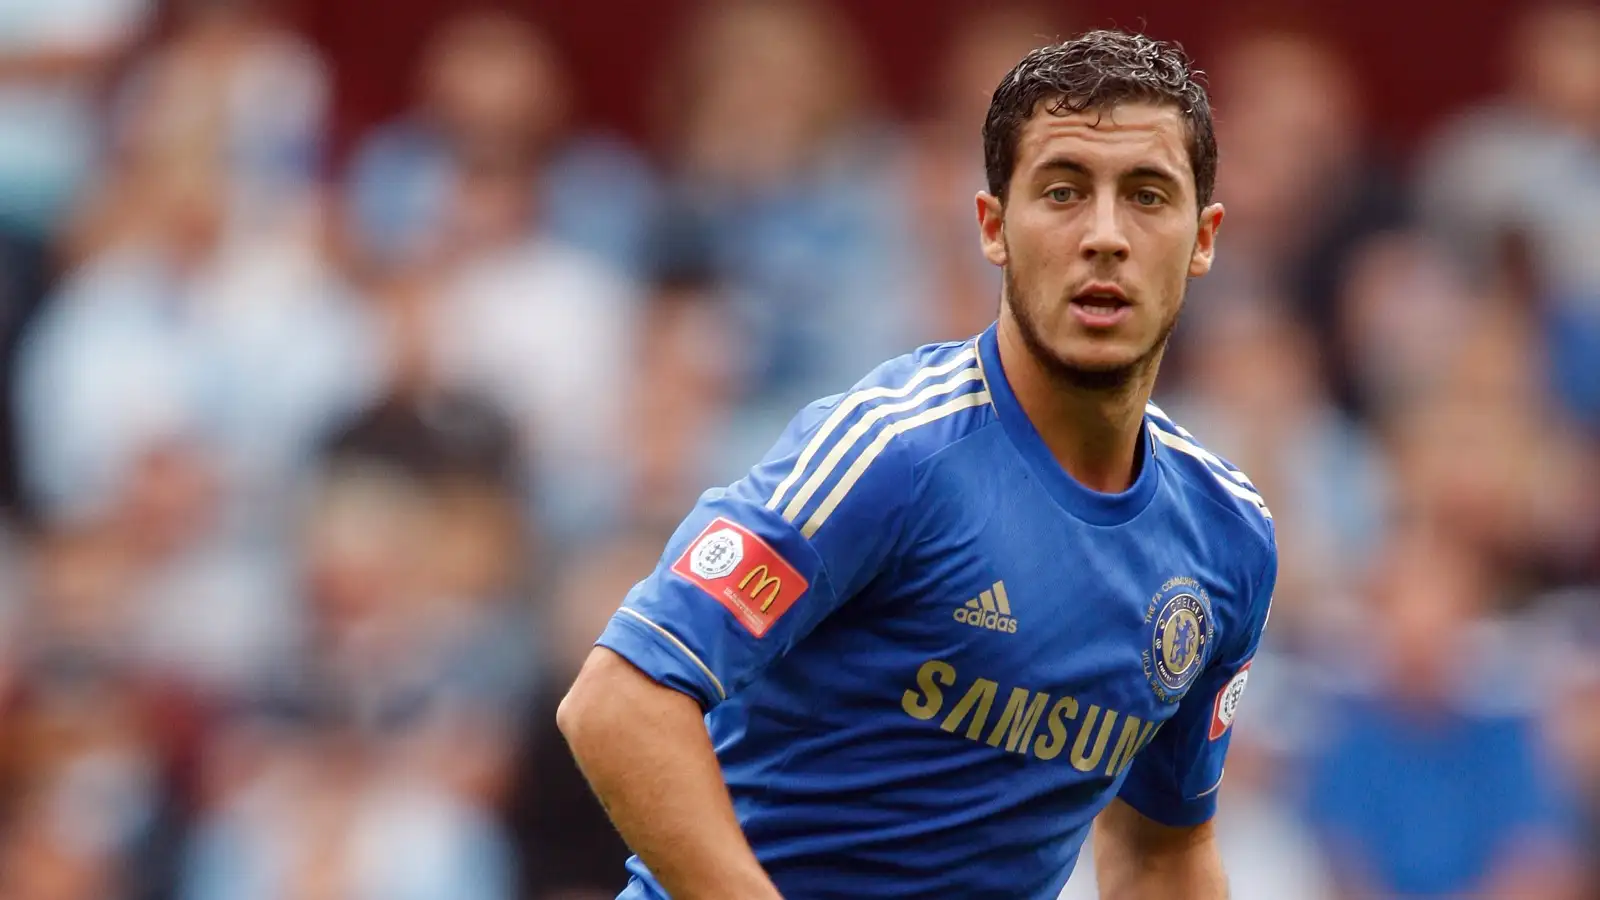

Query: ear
left=1189, top=202, right=1225, bottom=277
left=977, top=191, right=1008, bottom=267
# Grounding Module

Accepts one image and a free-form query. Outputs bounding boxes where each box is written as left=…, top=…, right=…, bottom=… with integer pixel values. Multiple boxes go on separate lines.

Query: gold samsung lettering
left=940, top=678, right=998, bottom=740
left=1070, top=706, right=1117, bottom=773
left=1103, top=713, right=1146, bottom=775
left=1033, top=696, right=1080, bottom=761
left=902, top=660, right=1152, bottom=770
left=901, top=660, right=956, bottom=720
left=986, top=688, right=1050, bottom=753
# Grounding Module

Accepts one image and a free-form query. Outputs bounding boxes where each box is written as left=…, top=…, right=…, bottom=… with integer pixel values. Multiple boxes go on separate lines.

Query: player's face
left=977, top=101, right=1223, bottom=388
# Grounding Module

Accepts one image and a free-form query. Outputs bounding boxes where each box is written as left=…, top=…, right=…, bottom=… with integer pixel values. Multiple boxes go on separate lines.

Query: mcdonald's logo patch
left=672, top=517, right=808, bottom=637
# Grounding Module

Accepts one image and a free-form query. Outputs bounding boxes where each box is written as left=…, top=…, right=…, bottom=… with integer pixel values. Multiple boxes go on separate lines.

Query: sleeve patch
left=670, top=517, right=810, bottom=638
left=1210, top=663, right=1251, bottom=740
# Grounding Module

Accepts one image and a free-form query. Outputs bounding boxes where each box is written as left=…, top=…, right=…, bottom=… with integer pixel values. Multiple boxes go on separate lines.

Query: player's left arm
left=1097, top=523, right=1279, bottom=899
left=1093, top=797, right=1227, bottom=900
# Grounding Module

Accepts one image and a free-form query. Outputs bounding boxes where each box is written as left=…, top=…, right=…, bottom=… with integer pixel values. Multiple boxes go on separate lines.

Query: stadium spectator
left=1165, top=300, right=1390, bottom=655
left=1417, top=1, right=1600, bottom=434
left=1304, top=524, right=1584, bottom=899
left=9, top=138, right=379, bottom=689
left=336, top=13, right=651, bottom=541
left=910, top=3, right=1073, bottom=340
left=0, top=0, right=153, bottom=511
left=69, top=0, right=328, bottom=264
left=652, top=0, right=930, bottom=476
left=342, top=10, right=656, bottom=278
left=1174, top=25, right=1408, bottom=413
left=0, top=0, right=150, bottom=239
left=178, top=718, right=514, bottom=900
left=510, top=530, right=655, bottom=900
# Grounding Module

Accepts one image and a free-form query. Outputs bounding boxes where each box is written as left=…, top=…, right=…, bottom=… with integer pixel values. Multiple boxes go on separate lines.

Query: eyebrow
left=1034, top=157, right=1183, bottom=187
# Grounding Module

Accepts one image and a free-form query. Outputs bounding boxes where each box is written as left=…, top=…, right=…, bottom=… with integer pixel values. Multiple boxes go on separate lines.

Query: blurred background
left=0, top=0, right=1596, bottom=897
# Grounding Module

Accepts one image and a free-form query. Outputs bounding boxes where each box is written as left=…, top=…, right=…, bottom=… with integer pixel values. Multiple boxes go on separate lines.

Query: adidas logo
left=953, top=581, right=1017, bottom=633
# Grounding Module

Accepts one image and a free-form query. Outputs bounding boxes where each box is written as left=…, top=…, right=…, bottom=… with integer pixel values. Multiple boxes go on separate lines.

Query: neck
left=995, top=313, right=1155, bottom=494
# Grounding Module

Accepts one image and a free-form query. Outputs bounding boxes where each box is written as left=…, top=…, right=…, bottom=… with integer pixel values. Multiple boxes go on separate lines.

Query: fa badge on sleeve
left=673, top=517, right=809, bottom=638
left=1210, top=663, right=1251, bottom=740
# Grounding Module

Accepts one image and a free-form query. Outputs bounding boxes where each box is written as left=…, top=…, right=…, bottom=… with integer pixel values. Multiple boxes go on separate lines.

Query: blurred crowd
left=0, top=0, right=1597, bottom=898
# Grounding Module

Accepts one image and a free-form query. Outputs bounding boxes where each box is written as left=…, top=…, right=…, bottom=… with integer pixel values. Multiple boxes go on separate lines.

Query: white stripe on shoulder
left=615, top=608, right=727, bottom=701
left=1145, top=402, right=1185, bottom=432
left=1145, top=413, right=1257, bottom=489
left=780, top=368, right=983, bottom=522
left=800, top=390, right=990, bottom=538
left=1150, top=428, right=1272, bottom=518
left=767, top=346, right=977, bottom=512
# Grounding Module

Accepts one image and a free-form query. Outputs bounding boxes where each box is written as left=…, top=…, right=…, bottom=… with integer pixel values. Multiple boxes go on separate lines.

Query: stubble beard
left=1003, top=263, right=1184, bottom=396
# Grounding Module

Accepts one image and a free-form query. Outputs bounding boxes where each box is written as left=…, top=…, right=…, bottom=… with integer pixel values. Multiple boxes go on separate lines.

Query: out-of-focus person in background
left=177, top=387, right=536, bottom=899
left=0, top=0, right=151, bottom=511
left=651, top=0, right=931, bottom=483
left=909, top=2, right=1072, bottom=341
left=1417, top=0, right=1600, bottom=436
left=342, top=8, right=655, bottom=279
left=341, top=9, right=648, bottom=542
left=1170, top=22, right=1408, bottom=416
left=67, top=0, right=330, bottom=262
left=177, top=463, right=522, bottom=900
left=1303, top=523, right=1586, bottom=900
left=0, top=0, right=149, bottom=241
left=510, top=530, right=656, bottom=900
left=8, top=0, right=379, bottom=693
left=0, top=525, right=191, bottom=900
left=1378, top=296, right=1600, bottom=593
left=1164, top=300, right=1391, bottom=656
left=180, top=713, right=514, bottom=900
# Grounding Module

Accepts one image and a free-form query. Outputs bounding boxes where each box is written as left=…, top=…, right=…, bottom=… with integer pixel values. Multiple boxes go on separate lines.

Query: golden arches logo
left=738, top=565, right=783, bottom=611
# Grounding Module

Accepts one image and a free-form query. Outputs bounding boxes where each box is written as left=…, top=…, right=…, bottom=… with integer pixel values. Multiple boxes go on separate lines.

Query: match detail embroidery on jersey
left=767, top=345, right=978, bottom=516
left=672, top=517, right=809, bottom=638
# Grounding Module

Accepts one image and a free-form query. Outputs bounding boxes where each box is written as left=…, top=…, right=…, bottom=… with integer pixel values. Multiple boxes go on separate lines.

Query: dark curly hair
left=982, top=30, right=1217, bottom=208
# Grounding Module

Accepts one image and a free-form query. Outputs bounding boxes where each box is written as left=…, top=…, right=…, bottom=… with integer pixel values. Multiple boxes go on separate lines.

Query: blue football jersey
left=595, top=322, right=1278, bottom=900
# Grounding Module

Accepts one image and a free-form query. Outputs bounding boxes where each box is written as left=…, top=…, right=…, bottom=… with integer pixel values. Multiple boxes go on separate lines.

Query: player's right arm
left=558, top=382, right=929, bottom=899
left=558, top=647, right=783, bottom=900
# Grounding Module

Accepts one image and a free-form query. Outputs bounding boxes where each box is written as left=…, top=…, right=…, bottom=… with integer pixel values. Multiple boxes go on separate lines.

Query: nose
left=1080, top=193, right=1130, bottom=261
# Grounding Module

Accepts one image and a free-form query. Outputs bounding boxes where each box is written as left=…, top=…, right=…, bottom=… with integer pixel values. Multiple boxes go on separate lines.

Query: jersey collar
left=977, top=322, right=1160, bottom=526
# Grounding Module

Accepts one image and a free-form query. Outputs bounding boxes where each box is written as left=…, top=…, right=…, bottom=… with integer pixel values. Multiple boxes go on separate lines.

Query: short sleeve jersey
left=597, top=323, right=1278, bottom=900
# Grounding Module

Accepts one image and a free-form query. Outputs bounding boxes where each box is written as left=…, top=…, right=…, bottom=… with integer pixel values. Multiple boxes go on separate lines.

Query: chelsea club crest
left=1141, top=577, right=1215, bottom=703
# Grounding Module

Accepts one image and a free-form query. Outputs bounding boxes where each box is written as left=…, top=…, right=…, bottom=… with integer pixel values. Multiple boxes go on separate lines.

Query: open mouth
left=1070, top=288, right=1132, bottom=326
left=1071, top=292, right=1131, bottom=316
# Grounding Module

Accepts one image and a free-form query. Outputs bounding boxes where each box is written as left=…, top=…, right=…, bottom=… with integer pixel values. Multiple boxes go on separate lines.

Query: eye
left=1047, top=187, right=1078, bottom=203
left=1134, top=188, right=1165, bottom=207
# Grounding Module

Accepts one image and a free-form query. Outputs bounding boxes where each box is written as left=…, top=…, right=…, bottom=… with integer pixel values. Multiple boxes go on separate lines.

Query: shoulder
left=752, top=337, right=995, bottom=539
left=1144, top=402, right=1276, bottom=566
left=795, top=336, right=995, bottom=468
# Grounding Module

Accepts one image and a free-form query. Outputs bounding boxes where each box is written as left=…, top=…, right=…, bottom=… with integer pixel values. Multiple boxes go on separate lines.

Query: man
left=559, top=30, right=1276, bottom=899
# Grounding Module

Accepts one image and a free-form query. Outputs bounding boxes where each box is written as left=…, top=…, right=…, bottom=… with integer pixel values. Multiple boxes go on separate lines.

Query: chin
left=1053, top=339, right=1146, bottom=374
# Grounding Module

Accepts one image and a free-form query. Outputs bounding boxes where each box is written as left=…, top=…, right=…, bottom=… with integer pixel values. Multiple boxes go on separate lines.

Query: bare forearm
left=558, top=648, right=782, bottom=900
left=1094, top=799, right=1228, bottom=900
